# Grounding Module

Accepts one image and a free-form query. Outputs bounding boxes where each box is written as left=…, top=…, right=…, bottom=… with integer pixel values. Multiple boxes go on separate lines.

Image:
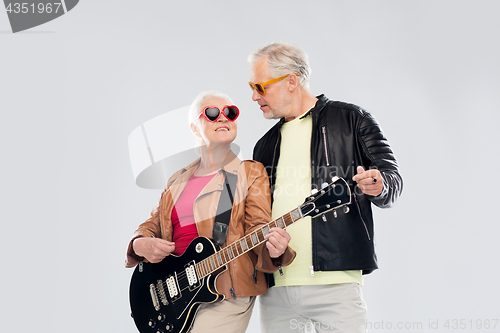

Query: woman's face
left=192, top=96, right=238, bottom=146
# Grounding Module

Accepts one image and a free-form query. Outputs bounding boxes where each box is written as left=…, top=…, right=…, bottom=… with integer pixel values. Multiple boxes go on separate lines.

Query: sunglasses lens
left=204, top=107, right=220, bottom=121
left=255, top=84, right=265, bottom=95
left=224, top=106, right=239, bottom=121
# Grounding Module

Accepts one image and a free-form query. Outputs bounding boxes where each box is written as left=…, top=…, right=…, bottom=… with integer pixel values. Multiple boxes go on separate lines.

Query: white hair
left=188, top=90, right=234, bottom=126
left=248, top=42, right=311, bottom=88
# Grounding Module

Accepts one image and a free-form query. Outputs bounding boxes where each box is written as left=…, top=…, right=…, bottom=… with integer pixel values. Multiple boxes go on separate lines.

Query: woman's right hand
left=132, top=237, right=176, bottom=263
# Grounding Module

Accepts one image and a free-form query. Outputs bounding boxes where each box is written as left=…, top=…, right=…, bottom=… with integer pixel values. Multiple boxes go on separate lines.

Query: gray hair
left=188, top=90, right=234, bottom=126
left=248, top=42, right=311, bottom=88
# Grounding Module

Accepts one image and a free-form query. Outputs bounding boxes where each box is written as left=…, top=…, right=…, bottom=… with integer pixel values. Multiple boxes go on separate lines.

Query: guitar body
left=130, top=237, right=225, bottom=333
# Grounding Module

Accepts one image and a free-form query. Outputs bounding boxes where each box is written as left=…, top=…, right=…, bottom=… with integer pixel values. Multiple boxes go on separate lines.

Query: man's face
left=249, top=57, right=291, bottom=120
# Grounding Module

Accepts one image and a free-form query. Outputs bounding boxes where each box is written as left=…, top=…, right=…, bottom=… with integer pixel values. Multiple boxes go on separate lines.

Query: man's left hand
left=352, top=166, right=383, bottom=196
left=265, top=227, right=291, bottom=258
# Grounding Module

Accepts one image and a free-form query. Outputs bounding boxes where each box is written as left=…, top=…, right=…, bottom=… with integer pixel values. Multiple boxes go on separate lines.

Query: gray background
left=1, top=1, right=499, bottom=332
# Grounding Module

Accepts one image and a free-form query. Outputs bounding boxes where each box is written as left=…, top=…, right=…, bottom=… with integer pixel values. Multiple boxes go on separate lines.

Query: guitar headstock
left=300, top=177, right=351, bottom=218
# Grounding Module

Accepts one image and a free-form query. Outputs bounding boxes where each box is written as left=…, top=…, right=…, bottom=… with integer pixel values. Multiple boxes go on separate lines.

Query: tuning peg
left=321, top=182, right=328, bottom=189
left=343, top=206, right=350, bottom=214
left=331, top=176, right=339, bottom=182
left=333, top=210, right=337, bottom=218
left=311, top=189, right=318, bottom=194
left=322, top=214, right=327, bottom=222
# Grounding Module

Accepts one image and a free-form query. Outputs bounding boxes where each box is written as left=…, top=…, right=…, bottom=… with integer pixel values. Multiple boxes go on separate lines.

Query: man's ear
left=287, top=74, right=299, bottom=92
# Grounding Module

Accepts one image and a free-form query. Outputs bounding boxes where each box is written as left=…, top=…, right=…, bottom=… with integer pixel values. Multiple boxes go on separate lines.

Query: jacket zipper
left=321, top=126, right=330, bottom=166
left=227, top=261, right=237, bottom=299
left=353, top=193, right=371, bottom=241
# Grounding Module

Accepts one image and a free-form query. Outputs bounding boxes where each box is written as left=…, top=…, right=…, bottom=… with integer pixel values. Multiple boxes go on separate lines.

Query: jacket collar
left=168, top=150, right=241, bottom=198
left=276, top=94, right=328, bottom=125
left=299, top=94, right=328, bottom=119
left=176, top=150, right=241, bottom=176
left=219, top=151, right=242, bottom=176
left=166, top=152, right=240, bottom=208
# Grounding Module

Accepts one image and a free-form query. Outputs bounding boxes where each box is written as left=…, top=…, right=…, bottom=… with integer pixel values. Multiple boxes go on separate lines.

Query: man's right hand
left=132, top=237, right=175, bottom=263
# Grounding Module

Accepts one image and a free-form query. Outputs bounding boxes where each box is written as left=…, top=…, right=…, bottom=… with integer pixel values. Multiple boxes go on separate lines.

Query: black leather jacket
left=253, top=95, right=403, bottom=278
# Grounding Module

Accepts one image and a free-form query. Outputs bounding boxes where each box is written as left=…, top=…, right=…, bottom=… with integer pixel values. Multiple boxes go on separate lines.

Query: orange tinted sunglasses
left=248, top=74, right=294, bottom=96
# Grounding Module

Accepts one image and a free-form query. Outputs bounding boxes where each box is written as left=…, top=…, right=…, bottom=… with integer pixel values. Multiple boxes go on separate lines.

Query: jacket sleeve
left=242, top=161, right=295, bottom=273
left=124, top=199, right=163, bottom=268
left=125, top=168, right=185, bottom=268
left=357, top=111, right=403, bottom=208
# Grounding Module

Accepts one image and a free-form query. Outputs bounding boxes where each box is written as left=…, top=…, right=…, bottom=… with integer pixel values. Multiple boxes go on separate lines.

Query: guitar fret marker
left=251, top=233, right=258, bottom=246
left=241, top=239, right=248, bottom=251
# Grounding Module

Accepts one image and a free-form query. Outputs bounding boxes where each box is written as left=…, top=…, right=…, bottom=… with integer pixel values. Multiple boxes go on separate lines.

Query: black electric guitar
left=129, top=176, right=351, bottom=333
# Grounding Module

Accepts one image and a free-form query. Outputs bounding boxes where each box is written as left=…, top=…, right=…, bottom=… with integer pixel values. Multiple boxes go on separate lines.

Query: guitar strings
left=156, top=211, right=296, bottom=300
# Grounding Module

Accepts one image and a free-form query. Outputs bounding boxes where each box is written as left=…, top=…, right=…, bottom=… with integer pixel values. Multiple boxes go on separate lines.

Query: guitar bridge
left=157, top=280, right=169, bottom=306
left=149, top=284, right=160, bottom=311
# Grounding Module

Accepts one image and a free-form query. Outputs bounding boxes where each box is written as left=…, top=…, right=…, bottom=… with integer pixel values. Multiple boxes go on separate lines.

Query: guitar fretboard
left=195, top=207, right=303, bottom=278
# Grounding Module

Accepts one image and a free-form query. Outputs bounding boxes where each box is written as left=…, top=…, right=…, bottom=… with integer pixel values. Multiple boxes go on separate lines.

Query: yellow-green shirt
left=272, top=111, right=363, bottom=287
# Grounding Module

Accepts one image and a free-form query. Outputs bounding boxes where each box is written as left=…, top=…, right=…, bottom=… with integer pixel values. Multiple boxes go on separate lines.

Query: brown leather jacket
left=125, top=153, right=295, bottom=298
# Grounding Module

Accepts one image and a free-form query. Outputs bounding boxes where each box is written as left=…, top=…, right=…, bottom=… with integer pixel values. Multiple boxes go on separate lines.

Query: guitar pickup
left=185, top=261, right=201, bottom=291
left=166, top=275, right=181, bottom=301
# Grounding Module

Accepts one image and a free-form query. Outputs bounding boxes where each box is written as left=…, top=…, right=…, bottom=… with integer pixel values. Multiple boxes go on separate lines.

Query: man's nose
left=251, top=88, right=261, bottom=101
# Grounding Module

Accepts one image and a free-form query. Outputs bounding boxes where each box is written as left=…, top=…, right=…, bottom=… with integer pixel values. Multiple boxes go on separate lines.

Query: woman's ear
left=190, top=122, right=201, bottom=138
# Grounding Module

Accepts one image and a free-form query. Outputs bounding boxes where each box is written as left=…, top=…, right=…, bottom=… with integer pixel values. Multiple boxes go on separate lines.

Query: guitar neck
left=195, top=207, right=304, bottom=279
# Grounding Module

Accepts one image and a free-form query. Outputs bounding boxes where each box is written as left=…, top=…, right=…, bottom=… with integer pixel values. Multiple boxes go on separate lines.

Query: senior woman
left=126, top=91, right=295, bottom=333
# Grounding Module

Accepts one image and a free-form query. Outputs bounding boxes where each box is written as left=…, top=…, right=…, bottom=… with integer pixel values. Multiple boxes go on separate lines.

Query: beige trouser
left=189, top=296, right=256, bottom=333
left=259, top=283, right=367, bottom=333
